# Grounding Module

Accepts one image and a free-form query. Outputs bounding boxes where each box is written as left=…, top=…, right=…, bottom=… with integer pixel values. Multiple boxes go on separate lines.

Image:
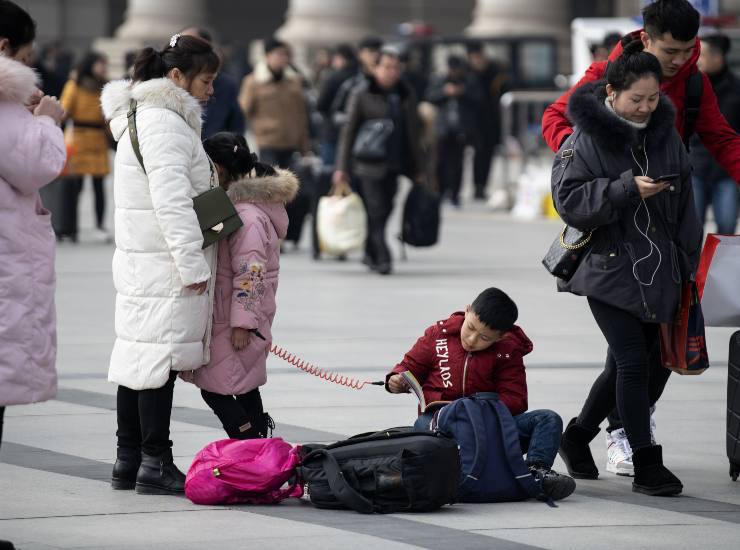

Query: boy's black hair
left=471, top=288, right=518, bottom=332
left=0, top=0, right=36, bottom=53
left=607, top=37, right=662, bottom=91
left=642, top=0, right=700, bottom=42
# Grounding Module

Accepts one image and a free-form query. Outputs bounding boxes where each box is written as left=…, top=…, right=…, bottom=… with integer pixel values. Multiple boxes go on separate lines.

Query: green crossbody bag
left=127, top=99, right=242, bottom=249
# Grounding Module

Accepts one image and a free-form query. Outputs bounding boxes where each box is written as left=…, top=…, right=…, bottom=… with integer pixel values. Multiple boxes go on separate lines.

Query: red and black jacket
left=387, top=312, right=532, bottom=416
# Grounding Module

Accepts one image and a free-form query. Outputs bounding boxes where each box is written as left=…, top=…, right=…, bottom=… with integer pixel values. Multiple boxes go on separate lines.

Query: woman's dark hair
left=606, top=37, right=663, bottom=91
left=203, top=132, right=277, bottom=182
left=471, top=287, right=518, bottom=332
left=0, top=0, right=36, bottom=53
left=132, top=35, right=220, bottom=83
left=642, top=0, right=700, bottom=42
left=76, top=52, right=107, bottom=87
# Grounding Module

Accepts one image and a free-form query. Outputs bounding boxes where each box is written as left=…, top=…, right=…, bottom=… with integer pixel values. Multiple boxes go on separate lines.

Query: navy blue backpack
left=431, top=393, right=541, bottom=503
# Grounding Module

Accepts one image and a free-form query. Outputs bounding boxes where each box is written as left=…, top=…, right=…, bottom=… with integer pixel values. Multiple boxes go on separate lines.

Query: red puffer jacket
left=541, top=31, right=740, bottom=184
left=388, top=312, right=532, bottom=416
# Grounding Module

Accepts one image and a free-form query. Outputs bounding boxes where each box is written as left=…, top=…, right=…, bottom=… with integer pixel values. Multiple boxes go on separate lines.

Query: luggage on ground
left=400, top=184, right=441, bottom=248
left=185, top=438, right=303, bottom=505
left=298, top=429, right=459, bottom=513
left=728, top=331, right=740, bottom=481
left=431, top=393, right=541, bottom=502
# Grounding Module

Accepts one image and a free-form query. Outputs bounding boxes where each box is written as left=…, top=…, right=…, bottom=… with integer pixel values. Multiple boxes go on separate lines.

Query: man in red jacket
left=386, top=287, right=575, bottom=500
left=542, top=0, right=740, bottom=185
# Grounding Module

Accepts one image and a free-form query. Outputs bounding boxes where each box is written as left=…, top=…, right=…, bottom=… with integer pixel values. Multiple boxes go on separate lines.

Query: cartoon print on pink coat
left=237, top=261, right=267, bottom=311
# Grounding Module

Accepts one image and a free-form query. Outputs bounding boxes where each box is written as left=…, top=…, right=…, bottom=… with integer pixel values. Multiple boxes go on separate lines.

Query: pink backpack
left=185, top=438, right=304, bottom=505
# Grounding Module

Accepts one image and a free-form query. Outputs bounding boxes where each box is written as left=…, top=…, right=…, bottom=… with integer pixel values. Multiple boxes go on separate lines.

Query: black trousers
left=436, top=134, right=466, bottom=201
left=472, top=133, right=495, bottom=193
left=359, top=173, right=399, bottom=267
left=259, top=148, right=309, bottom=245
left=62, top=176, right=106, bottom=235
left=201, top=388, right=263, bottom=439
left=116, top=371, right=177, bottom=457
left=577, top=299, right=671, bottom=450
left=0, top=406, right=4, bottom=450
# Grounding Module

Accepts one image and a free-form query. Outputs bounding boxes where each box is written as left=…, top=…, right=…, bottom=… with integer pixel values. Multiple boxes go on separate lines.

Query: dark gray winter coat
left=552, top=81, right=702, bottom=323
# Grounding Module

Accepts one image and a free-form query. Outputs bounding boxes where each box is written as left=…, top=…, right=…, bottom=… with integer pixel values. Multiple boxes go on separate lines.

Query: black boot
left=135, top=450, right=186, bottom=495
left=558, top=417, right=600, bottom=479
left=111, top=447, right=141, bottom=490
left=632, top=445, right=682, bottom=496
left=0, top=540, right=16, bottom=550
left=529, top=462, right=577, bottom=501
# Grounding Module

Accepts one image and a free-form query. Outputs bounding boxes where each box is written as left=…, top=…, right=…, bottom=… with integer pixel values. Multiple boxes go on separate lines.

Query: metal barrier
left=498, top=90, right=562, bottom=206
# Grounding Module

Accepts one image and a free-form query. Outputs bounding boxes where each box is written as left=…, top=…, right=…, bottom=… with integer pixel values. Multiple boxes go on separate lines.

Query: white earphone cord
left=629, top=135, right=662, bottom=286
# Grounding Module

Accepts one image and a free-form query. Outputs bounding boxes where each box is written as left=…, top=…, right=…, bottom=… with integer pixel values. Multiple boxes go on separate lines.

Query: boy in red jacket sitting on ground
left=386, top=287, right=575, bottom=500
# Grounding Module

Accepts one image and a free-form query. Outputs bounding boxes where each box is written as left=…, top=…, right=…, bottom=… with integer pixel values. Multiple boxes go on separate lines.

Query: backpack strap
left=303, top=449, right=375, bottom=514
left=683, top=70, right=703, bottom=150
left=127, top=99, right=146, bottom=173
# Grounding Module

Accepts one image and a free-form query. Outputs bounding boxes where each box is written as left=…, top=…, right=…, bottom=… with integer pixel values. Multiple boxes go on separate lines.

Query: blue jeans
left=693, top=176, right=739, bottom=235
left=412, top=408, right=563, bottom=469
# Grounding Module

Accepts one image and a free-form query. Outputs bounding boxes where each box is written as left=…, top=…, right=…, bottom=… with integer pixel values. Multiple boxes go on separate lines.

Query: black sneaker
left=529, top=463, right=577, bottom=501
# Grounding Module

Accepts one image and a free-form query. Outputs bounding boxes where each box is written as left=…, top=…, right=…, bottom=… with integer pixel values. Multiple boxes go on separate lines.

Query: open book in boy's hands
left=400, top=370, right=450, bottom=414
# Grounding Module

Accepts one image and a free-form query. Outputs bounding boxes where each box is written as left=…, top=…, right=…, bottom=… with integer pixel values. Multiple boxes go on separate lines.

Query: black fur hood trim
left=566, top=80, right=676, bottom=151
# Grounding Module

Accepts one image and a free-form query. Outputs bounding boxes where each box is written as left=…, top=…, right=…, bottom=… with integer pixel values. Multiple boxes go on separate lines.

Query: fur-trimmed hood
left=0, top=56, right=38, bottom=104
left=567, top=80, right=676, bottom=151
left=101, top=77, right=203, bottom=140
left=251, top=61, right=301, bottom=85
left=226, top=168, right=299, bottom=204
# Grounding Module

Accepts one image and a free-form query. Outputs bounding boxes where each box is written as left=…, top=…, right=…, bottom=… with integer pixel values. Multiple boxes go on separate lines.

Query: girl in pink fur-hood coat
left=181, top=133, right=299, bottom=439
left=0, top=55, right=66, bottom=412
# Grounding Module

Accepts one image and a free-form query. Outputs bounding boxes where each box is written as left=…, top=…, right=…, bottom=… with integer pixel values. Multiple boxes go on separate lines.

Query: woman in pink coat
left=0, top=0, right=66, bottom=449
left=182, top=132, right=299, bottom=439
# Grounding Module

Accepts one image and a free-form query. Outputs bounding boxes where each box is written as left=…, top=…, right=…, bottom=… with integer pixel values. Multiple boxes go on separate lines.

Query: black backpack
left=298, top=428, right=459, bottom=514
left=400, top=185, right=441, bottom=248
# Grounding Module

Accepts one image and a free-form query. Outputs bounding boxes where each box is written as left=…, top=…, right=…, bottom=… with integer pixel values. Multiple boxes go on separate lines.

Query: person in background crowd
left=0, top=0, right=66, bottom=463
left=317, top=44, right=357, bottom=166
left=312, top=47, right=332, bottom=89
left=181, top=27, right=245, bottom=139
left=35, top=41, right=72, bottom=98
left=329, top=36, right=383, bottom=139
left=334, top=47, right=424, bottom=275
left=101, top=34, right=218, bottom=495
left=467, top=41, right=507, bottom=201
left=592, top=33, right=623, bottom=63
left=239, top=37, right=311, bottom=248
left=692, top=33, right=740, bottom=235
left=399, top=47, right=428, bottom=101
left=59, top=52, right=111, bottom=243
left=239, top=37, right=310, bottom=170
left=426, top=55, right=482, bottom=207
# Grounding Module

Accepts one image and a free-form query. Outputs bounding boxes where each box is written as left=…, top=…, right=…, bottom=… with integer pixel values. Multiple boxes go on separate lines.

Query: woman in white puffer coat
left=101, top=34, right=219, bottom=495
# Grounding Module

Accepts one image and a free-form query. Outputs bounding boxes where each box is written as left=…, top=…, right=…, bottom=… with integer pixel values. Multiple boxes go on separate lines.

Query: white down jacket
left=101, top=78, right=216, bottom=390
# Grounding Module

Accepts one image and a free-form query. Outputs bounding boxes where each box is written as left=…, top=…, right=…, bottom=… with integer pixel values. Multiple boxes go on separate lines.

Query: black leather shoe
left=135, top=450, right=186, bottom=495
left=111, top=447, right=141, bottom=490
left=632, top=445, right=682, bottom=496
left=529, top=463, right=577, bottom=501
left=558, top=417, right=600, bottom=479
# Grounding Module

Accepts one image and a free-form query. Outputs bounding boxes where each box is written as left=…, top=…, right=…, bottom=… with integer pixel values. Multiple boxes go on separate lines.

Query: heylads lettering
left=436, top=338, right=452, bottom=388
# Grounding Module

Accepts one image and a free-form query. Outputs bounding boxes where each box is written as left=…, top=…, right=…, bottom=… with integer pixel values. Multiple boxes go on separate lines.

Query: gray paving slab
left=1, top=188, right=739, bottom=549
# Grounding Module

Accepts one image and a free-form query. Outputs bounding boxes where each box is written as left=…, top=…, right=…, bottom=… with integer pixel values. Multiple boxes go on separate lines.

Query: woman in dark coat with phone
left=551, top=40, right=702, bottom=496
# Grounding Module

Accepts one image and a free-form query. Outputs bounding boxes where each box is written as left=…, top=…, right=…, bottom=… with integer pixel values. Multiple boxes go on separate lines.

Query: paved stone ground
left=1, top=182, right=739, bottom=549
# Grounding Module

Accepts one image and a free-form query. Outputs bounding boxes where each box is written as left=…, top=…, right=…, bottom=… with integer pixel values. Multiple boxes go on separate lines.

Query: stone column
left=275, top=0, right=374, bottom=68
left=465, top=0, right=572, bottom=74
left=94, top=0, right=208, bottom=78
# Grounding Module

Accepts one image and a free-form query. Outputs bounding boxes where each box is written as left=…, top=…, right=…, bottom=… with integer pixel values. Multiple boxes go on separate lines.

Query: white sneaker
left=650, top=406, right=657, bottom=445
left=606, top=428, right=634, bottom=476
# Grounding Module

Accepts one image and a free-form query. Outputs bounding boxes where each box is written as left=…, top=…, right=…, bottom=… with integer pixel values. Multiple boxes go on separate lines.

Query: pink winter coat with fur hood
left=182, top=169, right=299, bottom=395
left=0, top=56, right=66, bottom=406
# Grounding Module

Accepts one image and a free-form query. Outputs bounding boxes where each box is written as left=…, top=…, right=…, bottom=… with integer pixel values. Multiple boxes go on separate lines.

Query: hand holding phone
left=655, top=173, right=679, bottom=183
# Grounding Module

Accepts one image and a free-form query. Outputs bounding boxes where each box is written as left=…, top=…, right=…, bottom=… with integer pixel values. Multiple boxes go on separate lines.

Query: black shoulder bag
left=127, top=99, right=242, bottom=249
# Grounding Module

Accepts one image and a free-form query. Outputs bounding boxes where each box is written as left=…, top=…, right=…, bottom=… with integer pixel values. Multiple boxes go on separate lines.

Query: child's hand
left=231, top=327, right=251, bottom=351
left=387, top=374, right=410, bottom=394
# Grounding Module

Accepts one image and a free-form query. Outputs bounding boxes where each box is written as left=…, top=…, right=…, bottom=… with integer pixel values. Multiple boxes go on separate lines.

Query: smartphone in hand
left=655, top=173, right=679, bottom=183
